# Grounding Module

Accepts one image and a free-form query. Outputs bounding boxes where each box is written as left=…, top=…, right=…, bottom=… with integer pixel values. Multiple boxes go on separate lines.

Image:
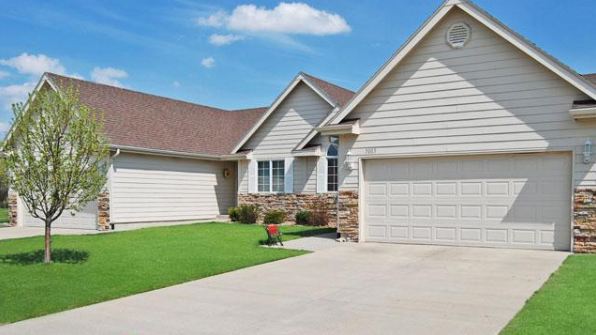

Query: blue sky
left=0, top=0, right=594, bottom=134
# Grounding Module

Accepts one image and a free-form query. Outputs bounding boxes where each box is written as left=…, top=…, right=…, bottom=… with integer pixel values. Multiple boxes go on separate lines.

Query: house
left=8, top=0, right=596, bottom=252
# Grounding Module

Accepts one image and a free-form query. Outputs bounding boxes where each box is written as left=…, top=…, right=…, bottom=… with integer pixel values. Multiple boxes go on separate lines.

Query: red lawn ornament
left=265, top=224, right=283, bottom=246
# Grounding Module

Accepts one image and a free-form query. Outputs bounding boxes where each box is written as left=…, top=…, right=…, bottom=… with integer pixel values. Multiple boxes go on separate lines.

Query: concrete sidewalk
left=0, top=226, right=102, bottom=240
left=0, top=242, right=567, bottom=335
left=267, top=232, right=340, bottom=251
left=0, top=220, right=213, bottom=241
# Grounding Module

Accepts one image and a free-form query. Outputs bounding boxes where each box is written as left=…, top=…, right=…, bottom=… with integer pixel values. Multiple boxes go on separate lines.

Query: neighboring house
left=7, top=0, right=596, bottom=253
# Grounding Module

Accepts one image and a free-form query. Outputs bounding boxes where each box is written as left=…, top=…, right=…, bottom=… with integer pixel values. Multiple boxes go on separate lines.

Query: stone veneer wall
left=337, top=191, right=359, bottom=241
left=97, top=192, right=110, bottom=231
left=574, top=188, right=596, bottom=253
left=7, top=191, right=18, bottom=226
left=238, top=191, right=359, bottom=241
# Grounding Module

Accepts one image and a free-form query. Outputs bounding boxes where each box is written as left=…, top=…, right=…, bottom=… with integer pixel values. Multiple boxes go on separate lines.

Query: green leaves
left=5, top=85, right=109, bottom=224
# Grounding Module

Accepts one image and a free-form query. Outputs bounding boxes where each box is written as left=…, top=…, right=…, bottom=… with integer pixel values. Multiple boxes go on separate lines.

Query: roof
left=583, top=74, right=596, bottom=87
left=328, top=0, right=596, bottom=126
left=300, top=72, right=355, bottom=107
left=45, top=73, right=266, bottom=156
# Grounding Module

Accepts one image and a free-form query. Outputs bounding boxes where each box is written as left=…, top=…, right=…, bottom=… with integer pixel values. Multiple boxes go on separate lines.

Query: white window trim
left=326, top=136, right=339, bottom=193
left=257, top=159, right=285, bottom=194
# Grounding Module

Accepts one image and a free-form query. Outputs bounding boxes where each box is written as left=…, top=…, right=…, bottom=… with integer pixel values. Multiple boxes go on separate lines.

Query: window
left=327, top=136, right=339, bottom=192
left=258, top=161, right=270, bottom=192
left=258, top=160, right=285, bottom=193
left=272, top=160, right=285, bottom=192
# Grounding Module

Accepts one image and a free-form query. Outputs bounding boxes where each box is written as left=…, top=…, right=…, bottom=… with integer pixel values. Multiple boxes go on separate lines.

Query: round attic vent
left=446, top=22, right=471, bottom=49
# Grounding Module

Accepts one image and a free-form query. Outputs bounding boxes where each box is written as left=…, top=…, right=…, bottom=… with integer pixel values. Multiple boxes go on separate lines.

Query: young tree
left=4, top=86, right=109, bottom=263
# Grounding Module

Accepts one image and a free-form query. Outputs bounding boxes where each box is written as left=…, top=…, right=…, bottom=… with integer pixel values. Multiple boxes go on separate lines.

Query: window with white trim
left=258, top=160, right=285, bottom=193
left=327, top=136, right=339, bottom=192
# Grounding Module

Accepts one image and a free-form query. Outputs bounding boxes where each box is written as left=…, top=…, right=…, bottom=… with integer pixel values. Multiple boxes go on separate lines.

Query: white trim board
left=329, top=0, right=596, bottom=126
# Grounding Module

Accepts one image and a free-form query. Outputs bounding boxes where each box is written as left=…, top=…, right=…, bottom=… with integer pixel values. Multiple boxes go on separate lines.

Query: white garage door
left=21, top=198, right=98, bottom=230
left=363, top=153, right=572, bottom=250
left=110, top=153, right=235, bottom=223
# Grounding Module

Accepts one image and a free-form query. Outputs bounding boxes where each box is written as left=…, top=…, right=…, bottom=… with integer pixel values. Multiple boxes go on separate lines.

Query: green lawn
left=501, top=254, right=596, bottom=335
left=0, top=222, right=334, bottom=323
left=0, top=207, right=8, bottom=223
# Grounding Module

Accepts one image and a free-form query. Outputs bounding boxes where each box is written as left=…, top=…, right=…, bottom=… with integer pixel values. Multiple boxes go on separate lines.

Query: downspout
left=112, top=148, right=121, bottom=159
left=336, top=192, right=340, bottom=239
left=108, top=148, right=120, bottom=230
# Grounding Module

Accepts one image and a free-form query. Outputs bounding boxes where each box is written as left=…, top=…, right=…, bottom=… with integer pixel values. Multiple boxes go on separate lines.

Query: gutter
left=110, top=145, right=224, bottom=161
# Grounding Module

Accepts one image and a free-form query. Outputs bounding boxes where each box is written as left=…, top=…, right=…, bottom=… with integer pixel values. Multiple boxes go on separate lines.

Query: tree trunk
left=44, top=219, right=52, bottom=264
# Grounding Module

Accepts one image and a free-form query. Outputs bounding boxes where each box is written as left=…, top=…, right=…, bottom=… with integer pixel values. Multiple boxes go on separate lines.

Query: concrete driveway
left=0, top=243, right=567, bottom=335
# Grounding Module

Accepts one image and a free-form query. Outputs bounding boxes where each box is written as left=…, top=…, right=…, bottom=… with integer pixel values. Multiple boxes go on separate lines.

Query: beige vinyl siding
left=243, top=82, right=333, bottom=158
left=340, top=7, right=595, bottom=191
left=110, top=153, right=235, bottom=223
left=293, top=157, right=318, bottom=193
left=238, top=160, right=249, bottom=194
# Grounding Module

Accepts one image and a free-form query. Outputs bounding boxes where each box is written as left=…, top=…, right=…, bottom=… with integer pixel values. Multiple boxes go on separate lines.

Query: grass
left=501, top=254, right=596, bottom=335
left=0, top=207, right=8, bottom=223
left=0, top=222, right=334, bottom=323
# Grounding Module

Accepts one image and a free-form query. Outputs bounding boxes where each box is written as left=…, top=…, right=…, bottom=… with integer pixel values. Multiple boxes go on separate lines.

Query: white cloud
left=196, top=10, right=227, bottom=27
left=0, top=71, right=9, bottom=79
left=90, top=67, right=128, bottom=87
left=209, top=33, right=245, bottom=46
left=172, top=81, right=181, bottom=87
left=201, top=57, right=215, bottom=69
left=0, top=81, right=36, bottom=111
left=197, top=3, right=351, bottom=36
left=0, top=53, right=66, bottom=76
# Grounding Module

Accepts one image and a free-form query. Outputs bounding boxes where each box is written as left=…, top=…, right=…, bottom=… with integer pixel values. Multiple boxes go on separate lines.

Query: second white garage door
left=21, top=198, right=98, bottom=230
left=363, top=153, right=572, bottom=250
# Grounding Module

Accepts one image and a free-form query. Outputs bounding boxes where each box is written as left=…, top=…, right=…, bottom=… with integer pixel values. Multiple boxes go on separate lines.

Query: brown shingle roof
left=301, top=72, right=355, bottom=107
left=46, top=73, right=266, bottom=156
left=582, top=73, right=596, bottom=87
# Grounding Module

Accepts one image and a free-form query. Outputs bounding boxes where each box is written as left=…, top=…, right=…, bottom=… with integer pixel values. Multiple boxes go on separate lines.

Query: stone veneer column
left=97, top=192, right=111, bottom=231
left=574, top=188, right=596, bottom=253
left=337, top=191, right=359, bottom=241
left=7, top=191, right=18, bottom=226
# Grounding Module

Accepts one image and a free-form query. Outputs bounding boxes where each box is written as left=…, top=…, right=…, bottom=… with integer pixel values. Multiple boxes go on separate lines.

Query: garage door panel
left=435, top=227, right=457, bottom=241
left=363, top=153, right=572, bottom=250
left=460, top=228, right=482, bottom=242
left=511, top=229, right=537, bottom=244
left=412, top=227, right=432, bottom=240
left=389, top=227, right=407, bottom=239
left=389, top=183, right=409, bottom=196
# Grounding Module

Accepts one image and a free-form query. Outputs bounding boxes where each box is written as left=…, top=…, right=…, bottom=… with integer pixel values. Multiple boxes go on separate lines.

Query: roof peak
left=298, top=71, right=355, bottom=107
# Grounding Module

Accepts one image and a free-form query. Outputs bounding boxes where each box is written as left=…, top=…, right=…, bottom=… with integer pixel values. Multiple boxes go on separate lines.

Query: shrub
left=307, top=197, right=330, bottom=226
left=227, top=207, right=240, bottom=222
left=295, top=210, right=311, bottom=225
left=263, top=210, right=286, bottom=225
left=238, top=204, right=259, bottom=224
